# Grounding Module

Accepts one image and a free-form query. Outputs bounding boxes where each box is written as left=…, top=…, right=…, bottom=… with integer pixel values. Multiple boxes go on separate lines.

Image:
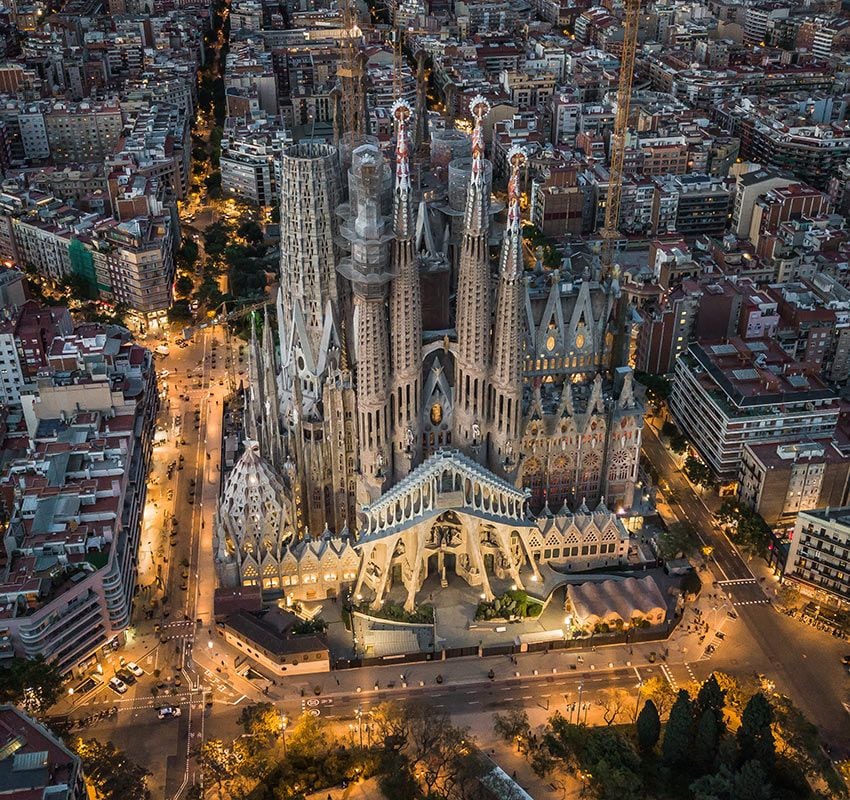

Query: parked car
left=125, top=662, right=144, bottom=677
left=116, top=669, right=136, bottom=685
left=108, top=677, right=128, bottom=694
left=158, top=706, right=182, bottom=719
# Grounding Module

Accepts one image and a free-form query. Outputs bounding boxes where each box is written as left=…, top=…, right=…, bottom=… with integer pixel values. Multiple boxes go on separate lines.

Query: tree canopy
left=73, top=738, right=150, bottom=800
left=0, top=656, right=64, bottom=715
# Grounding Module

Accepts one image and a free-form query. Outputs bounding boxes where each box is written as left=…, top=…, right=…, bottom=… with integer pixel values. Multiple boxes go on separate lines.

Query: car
left=116, top=669, right=136, bottom=685
left=126, top=662, right=144, bottom=677
left=158, top=706, right=182, bottom=719
left=108, top=677, right=128, bottom=694
left=843, top=655, right=850, bottom=664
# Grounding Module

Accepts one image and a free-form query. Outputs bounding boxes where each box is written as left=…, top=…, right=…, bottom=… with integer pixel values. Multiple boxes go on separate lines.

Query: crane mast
left=338, top=0, right=367, bottom=138
left=600, top=0, right=641, bottom=275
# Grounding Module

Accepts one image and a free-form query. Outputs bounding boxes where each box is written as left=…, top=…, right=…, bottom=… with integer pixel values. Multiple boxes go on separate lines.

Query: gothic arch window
left=579, top=451, right=601, bottom=497
left=522, top=458, right=545, bottom=514
left=547, top=454, right=572, bottom=511
left=609, top=449, right=632, bottom=483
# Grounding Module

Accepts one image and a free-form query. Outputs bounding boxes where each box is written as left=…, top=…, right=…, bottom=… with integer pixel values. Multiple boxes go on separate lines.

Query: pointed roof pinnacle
left=498, top=145, right=527, bottom=280
left=392, top=99, right=413, bottom=239
left=463, top=95, right=491, bottom=235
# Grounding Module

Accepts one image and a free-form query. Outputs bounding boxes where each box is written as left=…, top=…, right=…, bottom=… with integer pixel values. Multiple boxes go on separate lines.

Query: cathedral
left=215, top=97, right=644, bottom=609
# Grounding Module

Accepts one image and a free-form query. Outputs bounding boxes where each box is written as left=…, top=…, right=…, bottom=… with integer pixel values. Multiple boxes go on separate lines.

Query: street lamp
left=633, top=680, right=644, bottom=723
left=280, top=714, right=288, bottom=757
left=355, top=706, right=363, bottom=748
left=577, top=683, right=584, bottom=724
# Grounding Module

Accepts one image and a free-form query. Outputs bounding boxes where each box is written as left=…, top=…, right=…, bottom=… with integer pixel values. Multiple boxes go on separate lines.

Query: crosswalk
left=659, top=663, right=678, bottom=690
left=717, top=578, right=757, bottom=586
left=731, top=599, right=770, bottom=607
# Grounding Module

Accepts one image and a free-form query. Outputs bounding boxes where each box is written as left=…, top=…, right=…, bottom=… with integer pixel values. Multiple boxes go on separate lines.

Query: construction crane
left=191, top=297, right=274, bottom=392
left=599, top=0, right=641, bottom=276
left=337, top=0, right=367, bottom=139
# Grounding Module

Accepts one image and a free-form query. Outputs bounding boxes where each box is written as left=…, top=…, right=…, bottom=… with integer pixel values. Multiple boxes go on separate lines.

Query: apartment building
left=670, top=338, right=840, bottom=479
left=220, top=113, right=290, bottom=206
left=43, top=100, right=124, bottom=164
left=0, top=316, right=25, bottom=405
left=0, top=329, right=156, bottom=674
left=89, top=214, right=176, bottom=330
left=785, top=507, right=850, bottom=608
left=739, top=441, right=850, bottom=529
left=715, top=97, right=850, bottom=190
left=0, top=705, right=87, bottom=798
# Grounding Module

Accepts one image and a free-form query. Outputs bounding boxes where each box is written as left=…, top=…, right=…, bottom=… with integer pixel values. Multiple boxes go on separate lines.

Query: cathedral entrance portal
left=425, top=511, right=464, bottom=588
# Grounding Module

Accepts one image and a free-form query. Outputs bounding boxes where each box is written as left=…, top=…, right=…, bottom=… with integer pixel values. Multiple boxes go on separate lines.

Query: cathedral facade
left=215, top=98, right=643, bottom=609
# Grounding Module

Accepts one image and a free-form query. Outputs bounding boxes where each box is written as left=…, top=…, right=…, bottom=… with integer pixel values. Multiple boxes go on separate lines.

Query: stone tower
left=453, top=96, right=493, bottom=459
left=337, top=143, right=395, bottom=502
left=489, top=146, right=527, bottom=474
left=276, top=141, right=350, bottom=534
left=388, top=100, right=423, bottom=481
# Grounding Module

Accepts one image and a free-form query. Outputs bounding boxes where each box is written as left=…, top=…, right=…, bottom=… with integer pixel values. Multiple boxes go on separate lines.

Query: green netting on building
left=68, top=238, right=107, bottom=293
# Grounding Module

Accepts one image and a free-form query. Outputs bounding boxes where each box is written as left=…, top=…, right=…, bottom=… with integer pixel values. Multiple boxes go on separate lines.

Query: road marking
left=467, top=701, right=480, bottom=705
left=660, top=663, right=678, bottom=691
left=684, top=663, right=698, bottom=684
left=717, top=578, right=757, bottom=586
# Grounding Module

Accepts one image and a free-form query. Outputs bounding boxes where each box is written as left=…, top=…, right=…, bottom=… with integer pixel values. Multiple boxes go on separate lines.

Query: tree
left=62, top=273, right=97, bottom=301
left=634, top=371, right=671, bottom=402
left=641, top=676, right=677, bottom=720
left=238, top=220, right=264, bottom=244
left=732, top=759, right=772, bottom=800
left=175, top=275, right=195, bottom=296
left=685, top=456, right=716, bottom=490
left=662, top=689, right=694, bottom=769
left=196, top=738, right=245, bottom=793
left=715, top=502, right=771, bottom=560
left=636, top=699, right=661, bottom=753
left=595, top=688, right=630, bottom=725
left=178, top=239, right=199, bottom=269
left=204, top=171, right=222, bottom=194
left=695, top=674, right=727, bottom=732
left=286, top=711, right=329, bottom=761
left=657, top=521, right=699, bottom=559
left=238, top=702, right=283, bottom=743
left=405, top=702, right=476, bottom=798
left=168, top=299, right=192, bottom=321
left=669, top=428, right=689, bottom=454
left=690, top=764, right=734, bottom=800
left=74, top=738, right=150, bottom=799
left=0, top=656, right=64, bottom=715
left=693, top=708, right=720, bottom=773
left=493, top=707, right=531, bottom=745
left=737, top=693, right=775, bottom=771
left=369, top=701, right=410, bottom=751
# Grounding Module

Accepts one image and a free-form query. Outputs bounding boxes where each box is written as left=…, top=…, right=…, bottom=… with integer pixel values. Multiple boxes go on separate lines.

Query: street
left=61, top=381, right=850, bottom=799
left=642, top=422, right=850, bottom=756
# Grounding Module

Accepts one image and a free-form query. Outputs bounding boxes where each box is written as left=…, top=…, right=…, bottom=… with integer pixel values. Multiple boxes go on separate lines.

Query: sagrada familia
left=215, top=98, right=644, bottom=611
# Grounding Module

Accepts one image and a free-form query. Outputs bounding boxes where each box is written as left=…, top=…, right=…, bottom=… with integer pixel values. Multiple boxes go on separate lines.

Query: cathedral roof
left=357, top=449, right=535, bottom=545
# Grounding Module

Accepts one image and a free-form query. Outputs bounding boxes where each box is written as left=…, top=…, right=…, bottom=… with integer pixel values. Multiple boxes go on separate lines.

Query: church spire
left=463, top=96, right=491, bottom=235
left=489, top=146, right=527, bottom=472
left=453, top=96, right=493, bottom=459
left=392, top=99, right=413, bottom=238
left=389, top=99, right=423, bottom=479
